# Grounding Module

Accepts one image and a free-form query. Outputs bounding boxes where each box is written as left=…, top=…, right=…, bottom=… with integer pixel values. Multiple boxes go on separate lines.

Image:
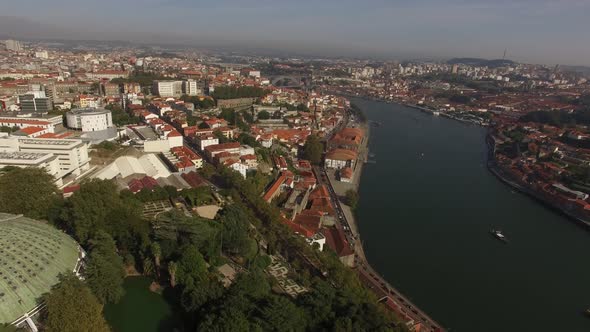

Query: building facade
left=66, top=108, right=113, bottom=132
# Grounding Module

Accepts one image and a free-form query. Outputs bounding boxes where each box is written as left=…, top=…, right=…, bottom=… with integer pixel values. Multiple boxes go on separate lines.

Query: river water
left=354, top=99, right=590, bottom=332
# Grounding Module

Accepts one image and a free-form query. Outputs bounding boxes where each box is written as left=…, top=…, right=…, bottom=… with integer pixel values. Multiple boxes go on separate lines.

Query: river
left=353, top=99, right=590, bottom=332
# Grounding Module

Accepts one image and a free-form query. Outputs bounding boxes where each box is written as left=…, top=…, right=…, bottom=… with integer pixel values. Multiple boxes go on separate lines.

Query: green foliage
left=344, top=189, right=359, bottom=209
left=134, top=186, right=169, bottom=202
left=105, top=104, right=139, bottom=126
left=219, top=205, right=258, bottom=258
left=0, top=125, right=19, bottom=133
left=57, top=179, right=149, bottom=253
left=110, top=70, right=166, bottom=87
left=213, top=129, right=231, bottom=143
left=255, top=295, right=305, bottom=331
left=237, top=133, right=261, bottom=148
left=43, top=274, right=111, bottom=332
left=182, top=186, right=215, bottom=206
left=175, top=245, right=224, bottom=312
left=449, top=94, right=471, bottom=104
left=95, top=141, right=118, bottom=151
left=153, top=211, right=221, bottom=260
left=519, top=109, right=590, bottom=127
left=219, top=108, right=237, bottom=124
left=199, top=163, right=217, bottom=179
left=0, top=167, right=58, bottom=219
left=257, top=110, right=271, bottom=120
left=303, top=134, right=323, bottom=165
left=180, top=95, right=215, bottom=109
left=212, top=86, right=267, bottom=100
left=85, top=231, right=126, bottom=304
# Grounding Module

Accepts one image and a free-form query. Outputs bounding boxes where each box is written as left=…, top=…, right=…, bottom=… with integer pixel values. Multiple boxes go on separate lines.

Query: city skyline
left=2, top=0, right=590, bottom=66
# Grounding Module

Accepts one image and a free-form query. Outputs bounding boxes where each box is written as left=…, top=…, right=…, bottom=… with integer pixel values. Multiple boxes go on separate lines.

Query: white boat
left=490, top=229, right=508, bottom=243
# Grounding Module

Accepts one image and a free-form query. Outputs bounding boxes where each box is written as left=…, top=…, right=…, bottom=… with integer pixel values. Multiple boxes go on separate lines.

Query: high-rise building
left=183, top=79, right=202, bottom=96
left=451, top=64, right=459, bottom=74
left=4, top=39, right=23, bottom=52
left=18, top=91, right=53, bottom=113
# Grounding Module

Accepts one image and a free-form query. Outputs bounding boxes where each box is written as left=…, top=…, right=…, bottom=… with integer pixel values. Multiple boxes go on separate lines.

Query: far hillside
left=447, top=57, right=516, bottom=68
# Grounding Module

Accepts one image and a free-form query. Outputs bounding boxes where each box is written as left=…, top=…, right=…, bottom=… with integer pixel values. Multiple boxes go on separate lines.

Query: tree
left=0, top=167, right=58, bottom=219
left=255, top=295, right=305, bottom=331
left=257, top=110, right=270, bottom=120
left=175, top=245, right=223, bottom=312
left=85, top=231, right=126, bottom=304
left=168, top=261, right=177, bottom=287
left=344, top=189, right=359, bottom=209
left=219, top=205, right=257, bottom=258
left=151, top=242, right=161, bottom=277
left=303, top=134, right=323, bottom=165
left=59, top=179, right=146, bottom=247
left=43, top=274, right=111, bottom=332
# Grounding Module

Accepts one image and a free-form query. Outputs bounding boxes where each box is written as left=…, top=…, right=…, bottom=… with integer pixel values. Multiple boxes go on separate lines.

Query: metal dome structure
left=0, top=213, right=84, bottom=328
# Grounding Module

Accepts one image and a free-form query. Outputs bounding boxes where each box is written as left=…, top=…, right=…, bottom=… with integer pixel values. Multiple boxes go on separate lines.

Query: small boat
left=490, top=229, right=508, bottom=243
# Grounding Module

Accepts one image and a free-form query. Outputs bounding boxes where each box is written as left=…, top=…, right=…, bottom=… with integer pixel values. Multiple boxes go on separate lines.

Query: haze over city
left=2, top=1, right=590, bottom=332
left=2, top=0, right=590, bottom=65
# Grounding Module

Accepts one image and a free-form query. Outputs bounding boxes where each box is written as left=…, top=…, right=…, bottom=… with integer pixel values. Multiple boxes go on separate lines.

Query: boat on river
left=490, top=229, right=508, bottom=243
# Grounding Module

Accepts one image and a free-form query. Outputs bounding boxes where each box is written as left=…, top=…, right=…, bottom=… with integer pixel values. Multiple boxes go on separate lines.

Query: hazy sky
left=3, top=0, right=590, bottom=65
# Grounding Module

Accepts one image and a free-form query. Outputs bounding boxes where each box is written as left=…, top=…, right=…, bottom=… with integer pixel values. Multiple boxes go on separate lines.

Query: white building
left=66, top=108, right=113, bottom=132
left=4, top=40, right=23, bottom=52
left=34, top=51, right=49, bottom=59
left=153, top=80, right=183, bottom=97
left=183, top=79, right=202, bottom=96
left=227, top=160, right=247, bottom=178
left=194, top=134, right=218, bottom=151
left=0, top=152, right=61, bottom=184
left=17, top=138, right=90, bottom=177
left=0, top=137, right=91, bottom=186
left=239, top=145, right=255, bottom=156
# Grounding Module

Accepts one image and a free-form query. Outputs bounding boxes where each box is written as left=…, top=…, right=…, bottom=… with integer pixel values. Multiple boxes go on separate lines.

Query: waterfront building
left=325, top=148, right=357, bottom=169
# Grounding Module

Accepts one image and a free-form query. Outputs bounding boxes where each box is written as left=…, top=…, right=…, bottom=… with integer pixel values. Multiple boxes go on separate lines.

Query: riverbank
left=486, top=136, right=590, bottom=230
left=350, top=98, right=590, bottom=332
left=344, top=93, right=489, bottom=127
left=324, top=112, right=445, bottom=331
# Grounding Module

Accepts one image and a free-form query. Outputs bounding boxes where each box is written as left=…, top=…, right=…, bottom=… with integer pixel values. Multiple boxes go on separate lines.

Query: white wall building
left=194, top=135, right=219, bottom=151
left=66, top=108, right=113, bottom=132
left=17, top=138, right=90, bottom=177
left=153, top=80, right=183, bottom=97
left=183, top=79, right=202, bottom=96
left=0, top=137, right=91, bottom=186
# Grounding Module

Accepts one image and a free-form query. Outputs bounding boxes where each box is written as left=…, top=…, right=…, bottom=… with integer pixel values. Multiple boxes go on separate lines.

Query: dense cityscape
left=0, top=32, right=589, bottom=332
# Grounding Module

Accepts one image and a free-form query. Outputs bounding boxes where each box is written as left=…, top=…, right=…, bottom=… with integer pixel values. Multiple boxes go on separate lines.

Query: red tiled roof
left=263, top=172, right=287, bottom=202
left=322, top=226, right=353, bottom=257
left=18, top=126, right=46, bottom=135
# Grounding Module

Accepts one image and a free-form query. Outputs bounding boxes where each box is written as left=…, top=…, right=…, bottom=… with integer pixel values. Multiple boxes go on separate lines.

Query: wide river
left=354, top=99, right=590, bottom=332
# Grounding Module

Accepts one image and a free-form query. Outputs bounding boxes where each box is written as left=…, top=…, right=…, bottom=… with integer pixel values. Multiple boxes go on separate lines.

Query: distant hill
left=447, top=57, right=516, bottom=68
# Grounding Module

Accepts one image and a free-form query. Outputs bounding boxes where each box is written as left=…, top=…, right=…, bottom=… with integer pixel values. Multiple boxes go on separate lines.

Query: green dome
left=0, top=213, right=82, bottom=324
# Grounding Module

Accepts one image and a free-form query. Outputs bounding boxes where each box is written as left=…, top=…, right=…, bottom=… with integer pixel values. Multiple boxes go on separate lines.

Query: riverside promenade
left=319, top=120, right=445, bottom=332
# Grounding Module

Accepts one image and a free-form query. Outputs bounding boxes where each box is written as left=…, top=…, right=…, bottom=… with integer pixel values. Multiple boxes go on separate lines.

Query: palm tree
left=151, top=242, right=161, bottom=269
left=143, top=257, right=154, bottom=277
left=168, top=261, right=177, bottom=288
